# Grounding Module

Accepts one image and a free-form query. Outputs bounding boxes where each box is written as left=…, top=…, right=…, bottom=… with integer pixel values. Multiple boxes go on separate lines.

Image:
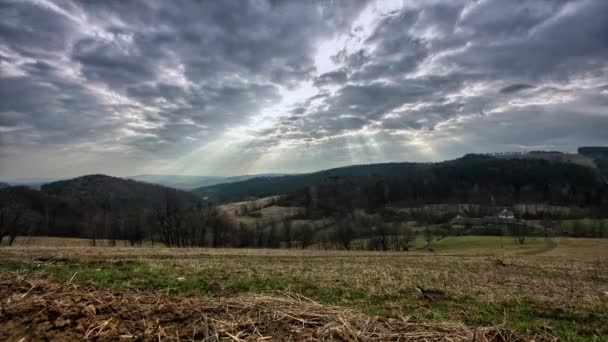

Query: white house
left=497, top=209, right=515, bottom=219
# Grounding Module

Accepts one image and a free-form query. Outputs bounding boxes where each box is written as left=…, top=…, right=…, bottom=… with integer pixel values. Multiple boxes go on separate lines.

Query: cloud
left=499, top=84, right=535, bottom=94
left=314, top=70, right=348, bottom=86
left=1, top=0, right=607, bottom=178
left=265, top=0, right=608, bottom=159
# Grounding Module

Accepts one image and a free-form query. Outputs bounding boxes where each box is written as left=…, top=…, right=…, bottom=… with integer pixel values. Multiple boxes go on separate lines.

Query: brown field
left=219, top=197, right=306, bottom=228
left=1, top=237, right=607, bottom=341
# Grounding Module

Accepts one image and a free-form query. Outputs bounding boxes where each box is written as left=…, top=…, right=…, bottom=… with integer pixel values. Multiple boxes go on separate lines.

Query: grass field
left=1, top=236, right=607, bottom=341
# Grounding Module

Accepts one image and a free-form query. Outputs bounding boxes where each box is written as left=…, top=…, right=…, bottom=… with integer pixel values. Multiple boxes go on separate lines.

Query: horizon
left=1, top=147, right=598, bottom=183
left=2, top=0, right=608, bottom=179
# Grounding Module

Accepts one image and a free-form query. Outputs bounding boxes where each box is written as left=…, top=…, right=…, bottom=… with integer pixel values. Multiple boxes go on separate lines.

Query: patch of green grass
left=430, top=235, right=552, bottom=254
left=407, top=296, right=607, bottom=340
left=518, top=237, right=558, bottom=255
left=0, top=258, right=25, bottom=272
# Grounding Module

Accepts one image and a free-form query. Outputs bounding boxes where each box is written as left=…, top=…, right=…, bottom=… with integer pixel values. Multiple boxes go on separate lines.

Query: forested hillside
left=192, top=162, right=426, bottom=203
left=312, top=156, right=606, bottom=218
left=1, top=175, right=215, bottom=246
left=579, top=146, right=608, bottom=179
left=195, top=155, right=606, bottom=208
left=0, top=186, right=83, bottom=243
left=209, top=156, right=607, bottom=251
left=42, top=174, right=201, bottom=210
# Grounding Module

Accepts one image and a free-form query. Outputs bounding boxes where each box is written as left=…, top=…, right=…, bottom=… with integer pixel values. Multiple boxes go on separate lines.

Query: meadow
left=1, top=236, right=607, bottom=341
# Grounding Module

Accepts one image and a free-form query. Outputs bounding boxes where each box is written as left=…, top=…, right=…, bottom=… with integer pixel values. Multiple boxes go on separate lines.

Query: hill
left=192, top=162, right=425, bottom=203
left=0, top=186, right=84, bottom=239
left=1, top=175, right=220, bottom=246
left=42, top=174, right=202, bottom=210
left=0, top=178, right=60, bottom=189
left=579, top=146, right=608, bottom=179
left=193, top=155, right=606, bottom=208
left=129, top=173, right=291, bottom=189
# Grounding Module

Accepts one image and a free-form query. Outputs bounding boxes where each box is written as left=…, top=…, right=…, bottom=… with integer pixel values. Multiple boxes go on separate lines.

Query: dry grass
left=0, top=274, right=540, bottom=341
left=219, top=196, right=306, bottom=227
left=9, top=236, right=157, bottom=247
left=1, top=237, right=607, bottom=340
left=540, top=238, right=608, bottom=260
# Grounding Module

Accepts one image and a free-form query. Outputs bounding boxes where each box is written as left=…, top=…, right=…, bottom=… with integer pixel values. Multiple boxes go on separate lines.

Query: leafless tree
left=424, top=227, right=433, bottom=249
left=0, top=202, right=25, bottom=246
left=510, top=223, right=528, bottom=245
left=335, top=215, right=354, bottom=250
left=397, top=223, right=415, bottom=251
left=267, top=220, right=279, bottom=248
left=299, top=223, right=313, bottom=249
left=282, top=219, right=292, bottom=248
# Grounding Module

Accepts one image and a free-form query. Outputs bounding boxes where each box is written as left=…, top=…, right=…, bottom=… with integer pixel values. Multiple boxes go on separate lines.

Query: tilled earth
left=0, top=275, right=547, bottom=341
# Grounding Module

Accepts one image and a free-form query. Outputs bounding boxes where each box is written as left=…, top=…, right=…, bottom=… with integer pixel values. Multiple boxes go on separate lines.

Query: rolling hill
left=1, top=175, right=205, bottom=240
left=193, top=154, right=606, bottom=206
left=191, top=162, right=426, bottom=203
left=0, top=185, right=85, bottom=237
left=42, top=174, right=202, bottom=210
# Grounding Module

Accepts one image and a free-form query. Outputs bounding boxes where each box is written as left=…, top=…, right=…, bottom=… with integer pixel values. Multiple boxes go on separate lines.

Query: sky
left=1, top=0, right=607, bottom=179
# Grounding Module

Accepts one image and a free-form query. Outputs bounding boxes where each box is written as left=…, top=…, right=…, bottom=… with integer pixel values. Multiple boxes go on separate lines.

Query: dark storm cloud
left=0, top=1, right=79, bottom=56
left=0, top=63, right=118, bottom=147
left=271, top=0, right=608, bottom=153
left=347, top=11, right=429, bottom=81
left=314, top=70, right=348, bottom=86
left=1, top=0, right=607, bottom=177
left=500, top=84, right=535, bottom=94
left=450, top=0, right=608, bottom=79
left=0, top=0, right=367, bottom=174
left=72, top=37, right=158, bottom=88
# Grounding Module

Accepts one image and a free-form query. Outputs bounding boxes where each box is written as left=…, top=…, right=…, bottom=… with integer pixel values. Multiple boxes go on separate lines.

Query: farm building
left=451, top=208, right=521, bottom=232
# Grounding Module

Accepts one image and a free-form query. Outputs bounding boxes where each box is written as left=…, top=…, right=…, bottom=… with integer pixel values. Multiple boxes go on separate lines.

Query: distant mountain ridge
left=0, top=178, right=63, bottom=190
left=0, top=173, right=292, bottom=191
left=193, top=150, right=608, bottom=204
left=3, top=147, right=607, bottom=206
left=128, top=173, right=293, bottom=189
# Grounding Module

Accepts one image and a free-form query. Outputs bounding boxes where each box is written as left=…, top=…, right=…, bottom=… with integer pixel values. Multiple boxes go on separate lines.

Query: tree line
left=2, top=156, right=608, bottom=247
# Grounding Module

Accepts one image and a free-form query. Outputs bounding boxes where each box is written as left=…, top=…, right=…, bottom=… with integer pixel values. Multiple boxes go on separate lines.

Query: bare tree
left=376, top=221, right=392, bottom=251
left=254, top=222, right=264, bottom=247
left=125, top=209, right=145, bottom=247
left=335, top=215, right=354, bottom=250
left=424, top=227, right=433, bottom=249
left=283, top=219, right=292, bottom=248
left=510, top=223, right=528, bottom=245
left=0, top=202, right=25, bottom=246
left=236, top=222, right=254, bottom=247
left=267, top=220, right=279, bottom=248
left=397, top=224, right=415, bottom=251
left=299, top=223, right=313, bottom=249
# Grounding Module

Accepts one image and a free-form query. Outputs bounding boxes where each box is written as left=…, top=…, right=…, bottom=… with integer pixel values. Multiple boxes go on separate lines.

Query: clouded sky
left=1, top=0, right=607, bottom=178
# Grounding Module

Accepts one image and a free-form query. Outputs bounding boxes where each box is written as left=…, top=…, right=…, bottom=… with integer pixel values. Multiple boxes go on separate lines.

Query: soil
left=0, top=275, right=546, bottom=341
